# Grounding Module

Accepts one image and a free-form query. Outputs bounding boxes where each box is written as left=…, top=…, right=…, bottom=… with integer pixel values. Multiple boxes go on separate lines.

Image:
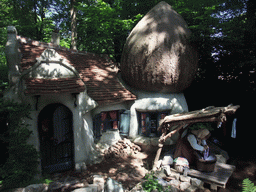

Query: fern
left=242, top=178, right=256, bottom=192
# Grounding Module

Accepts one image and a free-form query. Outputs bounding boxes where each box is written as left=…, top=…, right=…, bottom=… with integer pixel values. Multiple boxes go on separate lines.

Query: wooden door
left=38, top=104, right=74, bottom=173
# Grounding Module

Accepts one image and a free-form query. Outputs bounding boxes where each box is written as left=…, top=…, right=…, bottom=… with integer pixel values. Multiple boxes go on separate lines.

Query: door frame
left=38, top=103, right=74, bottom=173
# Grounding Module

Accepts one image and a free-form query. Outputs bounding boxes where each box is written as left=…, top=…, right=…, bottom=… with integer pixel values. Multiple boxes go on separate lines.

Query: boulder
left=93, top=175, right=104, bottom=192
left=168, top=179, right=180, bottom=188
left=104, top=178, right=124, bottom=192
left=180, top=175, right=191, bottom=183
left=180, top=182, right=191, bottom=191
left=191, top=178, right=204, bottom=189
left=184, top=185, right=198, bottom=192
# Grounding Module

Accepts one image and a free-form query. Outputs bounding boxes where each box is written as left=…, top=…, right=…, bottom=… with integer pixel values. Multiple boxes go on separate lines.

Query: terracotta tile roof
left=24, top=78, right=85, bottom=95
left=18, top=36, right=136, bottom=105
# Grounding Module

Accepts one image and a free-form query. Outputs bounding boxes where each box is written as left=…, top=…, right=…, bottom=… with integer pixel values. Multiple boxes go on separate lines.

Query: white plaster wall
left=129, top=91, right=188, bottom=138
left=23, top=91, right=98, bottom=171
left=75, top=111, right=95, bottom=165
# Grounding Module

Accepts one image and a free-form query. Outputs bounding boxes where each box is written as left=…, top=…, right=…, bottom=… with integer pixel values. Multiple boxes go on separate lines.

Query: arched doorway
left=38, top=103, right=74, bottom=173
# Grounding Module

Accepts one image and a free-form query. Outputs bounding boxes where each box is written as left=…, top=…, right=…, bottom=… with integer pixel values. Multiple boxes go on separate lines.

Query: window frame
left=93, top=109, right=130, bottom=139
left=138, top=111, right=170, bottom=137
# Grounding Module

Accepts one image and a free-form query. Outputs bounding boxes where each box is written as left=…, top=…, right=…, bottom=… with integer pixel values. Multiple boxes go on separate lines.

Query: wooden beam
left=159, top=105, right=240, bottom=130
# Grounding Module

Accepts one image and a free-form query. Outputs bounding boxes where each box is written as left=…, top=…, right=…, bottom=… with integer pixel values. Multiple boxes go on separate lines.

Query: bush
left=142, top=172, right=163, bottom=192
left=0, top=99, right=40, bottom=189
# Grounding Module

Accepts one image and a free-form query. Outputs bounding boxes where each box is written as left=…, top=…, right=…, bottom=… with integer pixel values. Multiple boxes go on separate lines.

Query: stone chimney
left=51, top=29, right=60, bottom=46
left=5, top=26, right=21, bottom=86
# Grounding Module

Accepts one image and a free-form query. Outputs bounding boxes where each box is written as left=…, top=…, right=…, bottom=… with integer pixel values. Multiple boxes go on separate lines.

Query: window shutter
left=93, top=113, right=102, bottom=138
left=145, top=113, right=151, bottom=136
left=119, top=110, right=130, bottom=136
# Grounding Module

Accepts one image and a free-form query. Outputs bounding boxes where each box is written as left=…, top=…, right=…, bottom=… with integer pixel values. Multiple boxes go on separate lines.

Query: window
left=138, top=111, right=169, bottom=137
left=100, top=111, right=119, bottom=131
left=93, top=110, right=130, bottom=139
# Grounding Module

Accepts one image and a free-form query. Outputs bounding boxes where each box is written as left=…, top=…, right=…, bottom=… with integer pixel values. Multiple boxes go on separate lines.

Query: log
left=159, top=105, right=240, bottom=130
left=163, top=176, right=176, bottom=181
left=152, top=143, right=164, bottom=171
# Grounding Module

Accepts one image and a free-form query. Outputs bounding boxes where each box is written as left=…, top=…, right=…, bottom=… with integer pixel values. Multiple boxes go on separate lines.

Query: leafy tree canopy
left=0, top=0, right=255, bottom=92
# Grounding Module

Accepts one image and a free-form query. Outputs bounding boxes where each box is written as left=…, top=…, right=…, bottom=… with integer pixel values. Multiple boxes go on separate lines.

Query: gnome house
left=5, top=2, right=198, bottom=173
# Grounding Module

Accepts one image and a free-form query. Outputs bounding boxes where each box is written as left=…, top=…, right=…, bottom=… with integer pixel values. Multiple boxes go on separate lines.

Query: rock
left=22, top=184, right=48, bottom=192
left=157, top=177, right=168, bottom=187
left=72, top=184, right=100, bottom=192
left=93, top=175, right=104, bottom=192
left=180, top=175, right=191, bottom=183
left=104, top=178, right=124, bottom=192
left=167, top=185, right=180, bottom=192
left=180, top=182, right=191, bottom=191
left=72, top=188, right=92, bottom=192
left=163, top=165, right=172, bottom=176
left=155, top=169, right=166, bottom=178
left=162, top=154, right=173, bottom=166
left=191, top=178, right=204, bottom=189
left=169, top=172, right=180, bottom=180
left=156, top=160, right=162, bottom=169
left=184, top=185, right=198, bottom=192
left=87, top=184, right=99, bottom=192
left=168, top=179, right=180, bottom=188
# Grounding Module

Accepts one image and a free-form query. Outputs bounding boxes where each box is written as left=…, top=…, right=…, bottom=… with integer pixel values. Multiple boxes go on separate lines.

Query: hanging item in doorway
left=231, top=118, right=237, bottom=138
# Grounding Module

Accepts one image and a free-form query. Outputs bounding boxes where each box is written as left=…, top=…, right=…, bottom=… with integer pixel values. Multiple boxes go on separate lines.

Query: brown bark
left=70, top=0, right=77, bottom=50
left=159, top=105, right=240, bottom=130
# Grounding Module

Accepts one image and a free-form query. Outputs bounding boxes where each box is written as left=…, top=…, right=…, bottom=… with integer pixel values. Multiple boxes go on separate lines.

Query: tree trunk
left=245, top=0, right=256, bottom=51
left=39, top=0, right=46, bottom=41
left=70, top=0, right=77, bottom=50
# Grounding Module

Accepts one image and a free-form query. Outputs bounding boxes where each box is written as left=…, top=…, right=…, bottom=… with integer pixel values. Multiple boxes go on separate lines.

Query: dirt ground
left=50, top=149, right=256, bottom=192
left=85, top=151, right=154, bottom=190
left=218, top=154, right=256, bottom=192
left=88, top=152, right=256, bottom=191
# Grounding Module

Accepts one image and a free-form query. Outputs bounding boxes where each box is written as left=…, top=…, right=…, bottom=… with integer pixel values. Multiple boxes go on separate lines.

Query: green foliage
left=0, top=27, right=8, bottom=94
left=77, top=0, right=142, bottom=62
left=242, top=178, right=256, bottom=192
left=189, top=122, right=215, bottom=131
left=142, top=172, right=163, bottom=192
left=0, top=99, right=40, bottom=189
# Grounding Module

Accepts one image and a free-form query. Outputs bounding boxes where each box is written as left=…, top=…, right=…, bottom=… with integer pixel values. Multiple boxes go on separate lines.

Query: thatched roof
left=159, top=105, right=240, bottom=130
left=120, top=1, right=198, bottom=93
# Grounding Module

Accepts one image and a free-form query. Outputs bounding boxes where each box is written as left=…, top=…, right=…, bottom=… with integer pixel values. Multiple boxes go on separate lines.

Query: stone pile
left=104, top=138, right=141, bottom=159
left=156, top=168, right=205, bottom=192
left=131, top=168, right=207, bottom=192
left=19, top=175, right=115, bottom=192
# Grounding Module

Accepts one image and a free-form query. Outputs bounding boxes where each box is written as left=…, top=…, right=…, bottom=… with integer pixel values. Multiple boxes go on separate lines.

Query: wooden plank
left=188, top=163, right=235, bottom=188
left=159, top=105, right=240, bottom=128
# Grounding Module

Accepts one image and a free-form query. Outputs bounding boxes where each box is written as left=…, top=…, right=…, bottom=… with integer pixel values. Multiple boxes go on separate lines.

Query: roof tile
left=18, top=36, right=136, bottom=104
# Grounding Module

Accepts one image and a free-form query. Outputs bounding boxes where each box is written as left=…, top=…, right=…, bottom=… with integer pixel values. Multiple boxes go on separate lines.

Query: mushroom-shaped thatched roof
left=120, top=1, right=198, bottom=93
